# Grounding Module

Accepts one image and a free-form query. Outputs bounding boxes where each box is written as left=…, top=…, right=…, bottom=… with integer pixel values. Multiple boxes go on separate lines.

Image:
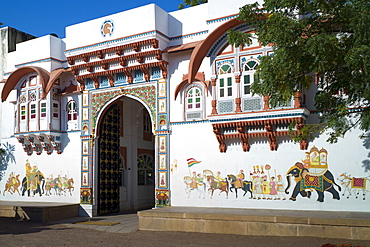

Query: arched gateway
left=96, top=97, right=155, bottom=215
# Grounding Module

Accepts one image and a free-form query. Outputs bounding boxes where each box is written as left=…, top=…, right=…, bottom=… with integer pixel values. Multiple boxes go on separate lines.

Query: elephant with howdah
left=285, top=162, right=341, bottom=202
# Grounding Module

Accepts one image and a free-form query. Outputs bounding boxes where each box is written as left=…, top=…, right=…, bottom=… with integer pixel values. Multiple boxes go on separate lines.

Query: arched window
left=217, top=63, right=234, bottom=114
left=137, top=153, right=154, bottom=185
left=67, top=100, right=77, bottom=121
left=185, top=85, right=203, bottom=121
left=218, top=64, right=233, bottom=98
left=242, top=60, right=259, bottom=96
left=241, top=59, right=263, bottom=112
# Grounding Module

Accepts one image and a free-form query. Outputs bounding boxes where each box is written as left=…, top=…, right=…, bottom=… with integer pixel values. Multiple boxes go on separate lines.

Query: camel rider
left=7, top=172, right=16, bottom=185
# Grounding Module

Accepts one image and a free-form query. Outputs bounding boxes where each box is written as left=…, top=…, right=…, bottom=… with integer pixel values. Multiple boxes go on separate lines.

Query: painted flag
left=187, top=158, right=201, bottom=167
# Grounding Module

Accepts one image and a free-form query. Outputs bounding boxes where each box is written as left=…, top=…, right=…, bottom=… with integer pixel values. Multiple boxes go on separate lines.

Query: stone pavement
left=1, top=207, right=370, bottom=247
left=48, top=212, right=139, bottom=233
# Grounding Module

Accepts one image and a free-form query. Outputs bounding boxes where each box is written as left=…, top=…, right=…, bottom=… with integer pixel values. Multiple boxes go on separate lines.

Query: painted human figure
left=269, top=177, right=278, bottom=199
left=235, top=170, right=245, bottom=188
left=190, top=172, right=198, bottom=189
left=197, top=173, right=204, bottom=185
left=276, top=175, right=286, bottom=200
left=215, top=171, right=223, bottom=188
left=7, top=172, right=16, bottom=186
left=262, top=175, right=270, bottom=199
left=160, top=175, right=165, bottom=186
left=253, top=175, right=263, bottom=199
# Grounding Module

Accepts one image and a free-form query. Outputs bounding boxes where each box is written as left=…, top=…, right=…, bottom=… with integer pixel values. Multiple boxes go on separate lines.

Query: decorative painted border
left=209, top=112, right=309, bottom=123
left=155, top=189, right=170, bottom=207
left=91, top=85, right=156, bottom=128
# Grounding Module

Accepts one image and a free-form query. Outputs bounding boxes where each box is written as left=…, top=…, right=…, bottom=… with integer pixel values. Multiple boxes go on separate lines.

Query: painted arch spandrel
left=169, top=124, right=370, bottom=212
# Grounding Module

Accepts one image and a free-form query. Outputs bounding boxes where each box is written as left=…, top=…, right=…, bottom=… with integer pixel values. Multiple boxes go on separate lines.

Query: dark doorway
left=97, top=104, right=120, bottom=215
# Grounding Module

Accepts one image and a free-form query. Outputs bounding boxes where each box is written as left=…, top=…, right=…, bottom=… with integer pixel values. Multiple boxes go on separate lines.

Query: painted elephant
left=21, top=171, right=45, bottom=197
left=285, top=162, right=341, bottom=202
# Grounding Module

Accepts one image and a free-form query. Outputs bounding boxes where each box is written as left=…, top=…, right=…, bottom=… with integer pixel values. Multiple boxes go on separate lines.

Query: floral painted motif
left=91, top=85, right=156, bottom=128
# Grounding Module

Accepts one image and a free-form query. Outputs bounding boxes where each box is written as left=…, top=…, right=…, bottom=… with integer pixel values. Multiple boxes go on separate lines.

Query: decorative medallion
left=101, top=19, right=114, bottom=37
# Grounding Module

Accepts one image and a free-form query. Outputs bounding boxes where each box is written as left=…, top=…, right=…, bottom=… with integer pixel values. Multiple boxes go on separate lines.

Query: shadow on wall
left=362, top=132, right=370, bottom=172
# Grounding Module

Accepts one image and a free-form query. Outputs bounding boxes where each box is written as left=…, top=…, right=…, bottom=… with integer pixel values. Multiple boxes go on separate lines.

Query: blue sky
left=1, top=0, right=181, bottom=38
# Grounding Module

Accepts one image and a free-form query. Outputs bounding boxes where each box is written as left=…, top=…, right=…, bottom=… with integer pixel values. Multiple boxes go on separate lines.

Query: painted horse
left=227, top=174, right=253, bottom=198
left=184, top=176, right=206, bottom=199
left=206, top=175, right=229, bottom=199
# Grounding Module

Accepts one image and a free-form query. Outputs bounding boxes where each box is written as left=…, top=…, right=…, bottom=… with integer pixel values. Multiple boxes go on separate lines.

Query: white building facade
left=0, top=0, right=368, bottom=216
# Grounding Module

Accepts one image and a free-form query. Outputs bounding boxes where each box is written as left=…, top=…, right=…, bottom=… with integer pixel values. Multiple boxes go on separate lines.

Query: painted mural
left=180, top=146, right=358, bottom=203
left=338, top=173, right=370, bottom=200
left=1, top=160, right=74, bottom=197
left=184, top=158, right=286, bottom=200
left=0, top=142, right=16, bottom=181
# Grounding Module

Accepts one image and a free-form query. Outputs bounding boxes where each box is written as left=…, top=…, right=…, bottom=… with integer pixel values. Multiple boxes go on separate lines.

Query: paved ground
left=0, top=213, right=369, bottom=247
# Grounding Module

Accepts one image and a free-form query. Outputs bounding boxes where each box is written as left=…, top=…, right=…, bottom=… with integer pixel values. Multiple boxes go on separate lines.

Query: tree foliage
left=228, top=0, right=370, bottom=143
left=0, top=142, right=16, bottom=181
left=178, top=0, right=207, bottom=9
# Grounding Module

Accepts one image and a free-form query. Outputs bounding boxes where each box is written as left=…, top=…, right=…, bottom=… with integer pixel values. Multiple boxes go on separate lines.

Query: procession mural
left=1, top=160, right=74, bottom=197
left=180, top=146, right=369, bottom=203
left=183, top=158, right=286, bottom=200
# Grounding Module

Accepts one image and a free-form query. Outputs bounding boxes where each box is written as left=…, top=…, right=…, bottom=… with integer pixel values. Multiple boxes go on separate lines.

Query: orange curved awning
left=174, top=72, right=208, bottom=100
left=1, top=66, right=50, bottom=102
left=188, top=18, right=245, bottom=83
left=45, top=68, right=67, bottom=96
left=1, top=67, right=72, bottom=102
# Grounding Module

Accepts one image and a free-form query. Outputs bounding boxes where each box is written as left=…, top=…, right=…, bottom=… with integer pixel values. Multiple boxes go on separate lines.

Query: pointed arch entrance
left=96, top=96, right=155, bottom=215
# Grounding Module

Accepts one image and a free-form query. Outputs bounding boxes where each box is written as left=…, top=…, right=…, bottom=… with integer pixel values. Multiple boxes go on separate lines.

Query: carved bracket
left=123, top=69, right=133, bottom=84
left=16, top=137, right=32, bottom=156
left=213, top=125, right=226, bottom=152
left=46, top=135, right=62, bottom=154
left=295, top=121, right=308, bottom=150
left=212, top=117, right=307, bottom=152
left=106, top=74, right=115, bottom=87
left=264, top=120, right=277, bottom=151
